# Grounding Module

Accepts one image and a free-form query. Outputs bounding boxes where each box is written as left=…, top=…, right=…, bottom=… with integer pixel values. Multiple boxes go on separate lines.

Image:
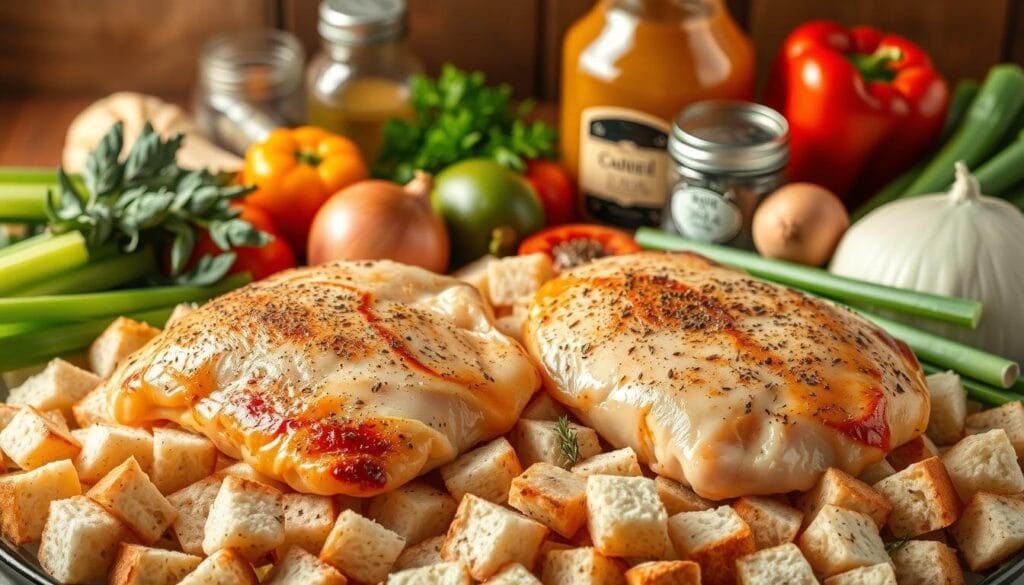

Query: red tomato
left=524, top=160, right=577, bottom=226
left=518, top=224, right=641, bottom=271
left=191, top=203, right=296, bottom=281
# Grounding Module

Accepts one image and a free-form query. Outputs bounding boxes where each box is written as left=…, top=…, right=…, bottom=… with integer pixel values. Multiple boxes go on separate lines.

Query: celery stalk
left=0, top=231, right=90, bottom=295
left=0, top=184, right=51, bottom=222
left=14, top=248, right=157, bottom=296
left=921, top=363, right=1024, bottom=406
left=0, top=167, right=57, bottom=184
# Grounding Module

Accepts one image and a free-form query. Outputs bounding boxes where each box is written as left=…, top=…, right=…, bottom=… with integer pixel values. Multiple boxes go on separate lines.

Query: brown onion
left=307, top=172, right=450, bottom=272
left=752, top=183, right=849, bottom=266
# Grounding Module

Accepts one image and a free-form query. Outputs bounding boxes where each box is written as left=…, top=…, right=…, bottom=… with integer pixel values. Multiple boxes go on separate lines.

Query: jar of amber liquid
left=560, top=0, right=755, bottom=228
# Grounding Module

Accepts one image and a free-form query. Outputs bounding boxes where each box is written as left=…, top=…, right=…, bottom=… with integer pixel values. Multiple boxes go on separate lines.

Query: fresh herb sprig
left=884, top=537, right=910, bottom=552
left=556, top=415, right=581, bottom=467
left=46, top=122, right=269, bottom=285
left=374, top=64, right=558, bottom=183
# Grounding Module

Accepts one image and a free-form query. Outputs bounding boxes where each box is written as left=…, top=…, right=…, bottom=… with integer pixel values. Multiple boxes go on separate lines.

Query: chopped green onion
left=921, top=363, right=1024, bottom=406
left=0, top=231, right=89, bottom=296
left=634, top=228, right=983, bottom=328
left=13, top=248, right=157, bottom=296
left=0, top=185, right=50, bottom=222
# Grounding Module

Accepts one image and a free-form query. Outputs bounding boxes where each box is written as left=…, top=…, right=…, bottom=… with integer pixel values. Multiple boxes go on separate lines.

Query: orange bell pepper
left=243, top=126, right=368, bottom=253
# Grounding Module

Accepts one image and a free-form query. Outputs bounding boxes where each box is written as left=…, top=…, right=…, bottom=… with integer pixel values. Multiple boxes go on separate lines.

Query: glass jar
left=195, top=30, right=306, bottom=154
left=307, top=0, right=423, bottom=162
left=560, top=0, right=755, bottom=228
left=664, top=100, right=789, bottom=249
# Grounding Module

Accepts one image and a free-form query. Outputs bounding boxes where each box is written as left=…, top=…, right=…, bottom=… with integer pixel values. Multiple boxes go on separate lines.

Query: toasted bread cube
left=166, top=303, right=197, bottom=328
left=520, top=392, right=567, bottom=422
left=655, top=476, right=713, bottom=515
left=942, top=428, right=1024, bottom=502
left=6, top=358, right=99, bottom=418
left=513, top=419, right=602, bottom=469
left=668, top=505, right=754, bottom=585
left=88, top=456, right=177, bottom=544
left=541, top=547, right=623, bottom=584
left=202, top=475, right=284, bottom=560
left=735, top=542, right=816, bottom=585
left=265, top=546, right=347, bottom=585
left=494, top=306, right=528, bottom=344
left=966, top=400, right=1024, bottom=458
left=509, top=462, right=587, bottom=538
left=798, top=467, right=891, bottom=528
left=75, top=423, right=154, bottom=483
left=179, top=548, right=258, bottom=585
left=279, top=493, right=337, bottom=555
left=0, top=406, right=80, bottom=470
left=951, top=491, right=1024, bottom=571
left=857, top=459, right=896, bottom=485
left=72, top=386, right=117, bottom=427
left=887, top=435, right=940, bottom=471
left=0, top=403, right=18, bottom=429
left=572, top=447, right=642, bottom=478
left=169, top=475, right=224, bottom=555
left=441, top=493, right=548, bottom=580
left=624, top=560, right=700, bottom=585
left=151, top=427, right=218, bottom=494
left=889, top=539, right=963, bottom=585
left=873, top=457, right=961, bottom=537
left=925, top=371, right=968, bottom=445
left=485, top=562, right=542, bottom=584
left=386, top=561, right=471, bottom=584
left=89, top=316, right=161, bottom=377
left=587, top=475, right=669, bottom=558
left=0, top=459, right=81, bottom=544
left=823, top=563, right=897, bottom=585
left=320, top=508, right=406, bottom=583
left=733, top=496, right=802, bottom=550
left=486, top=253, right=553, bottom=306
left=38, top=495, right=134, bottom=584
left=394, top=535, right=444, bottom=571
left=796, top=504, right=888, bottom=578
left=109, top=543, right=202, bottom=585
left=367, top=480, right=457, bottom=546
left=453, top=254, right=495, bottom=299
left=440, top=437, right=522, bottom=504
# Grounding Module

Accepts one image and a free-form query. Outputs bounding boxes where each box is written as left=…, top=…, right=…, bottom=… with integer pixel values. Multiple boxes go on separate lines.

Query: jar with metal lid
left=664, top=100, right=789, bottom=249
left=307, top=0, right=423, bottom=161
left=194, top=30, right=306, bottom=155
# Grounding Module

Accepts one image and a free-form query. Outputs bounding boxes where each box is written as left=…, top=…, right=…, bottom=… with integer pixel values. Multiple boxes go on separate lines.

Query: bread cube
left=942, top=428, right=1024, bottom=502
left=166, top=303, right=197, bottom=328
left=541, top=547, right=623, bottom=584
left=394, top=535, right=445, bottom=571
left=75, top=423, right=154, bottom=483
left=887, top=435, right=940, bottom=471
left=822, top=563, right=897, bottom=585
left=509, top=462, right=588, bottom=538
left=0, top=459, right=81, bottom=544
left=178, top=548, right=258, bottom=585
left=453, top=254, right=495, bottom=299
left=202, top=475, right=284, bottom=560
left=367, top=480, right=457, bottom=545
left=279, top=493, right=337, bottom=555
left=798, top=467, right=891, bottom=528
left=168, top=475, right=224, bottom=555
left=218, top=459, right=289, bottom=491
left=440, top=437, right=522, bottom=504
left=889, top=539, right=963, bottom=585
left=386, top=561, right=472, bottom=585
left=38, top=495, right=134, bottom=584
left=494, top=307, right=528, bottom=344
left=485, top=563, right=542, bottom=584
left=85, top=456, right=176, bottom=544
left=857, top=459, right=896, bottom=485
left=572, top=447, right=642, bottom=478
left=587, top=475, right=669, bottom=558
left=486, top=253, right=553, bottom=306
left=925, top=371, right=968, bottom=445
left=6, top=358, right=99, bottom=418
left=320, top=508, right=406, bottom=583
left=520, top=391, right=567, bottom=422
left=89, top=316, right=161, bottom=377
left=951, top=491, right=1024, bottom=571
left=966, top=400, right=1024, bottom=458
left=668, top=505, right=754, bottom=585
left=0, top=405, right=81, bottom=470
left=735, top=543, right=816, bottom=585
left=265, top=546, right=347, bottom=585
left=441, top=493, right=548, bottom=580
left=513, top=418, right=602, bottom=469
left=151, top=427, right=218, bottom=494
left=654, top=476, right=712, bottom=515
left=733, top=496, right=802, bottom=550
left=72, top=386, right=117, bottom=427
left=796, top=504, right=888, bottom=578
left=624, top=560, right=700, bottom=585
left=109, top=543, right=202, bottom=585
left=872, top=456, right=961, bottom=537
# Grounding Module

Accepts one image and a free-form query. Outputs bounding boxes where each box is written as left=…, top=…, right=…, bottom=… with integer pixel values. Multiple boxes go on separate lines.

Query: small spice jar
left=664, top=100, right=788, bottom=249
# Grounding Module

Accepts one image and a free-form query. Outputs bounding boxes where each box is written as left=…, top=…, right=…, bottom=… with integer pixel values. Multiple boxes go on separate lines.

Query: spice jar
left=664, top=100, right=789, bottom=249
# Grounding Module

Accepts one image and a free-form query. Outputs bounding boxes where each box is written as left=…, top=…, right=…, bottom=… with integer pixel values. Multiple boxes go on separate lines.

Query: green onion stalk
left=921, top=363, right=1024, bottom=406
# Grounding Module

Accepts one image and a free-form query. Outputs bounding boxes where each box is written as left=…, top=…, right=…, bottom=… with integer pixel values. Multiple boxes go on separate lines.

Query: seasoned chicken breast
left=102, top=260, right=540, bottom=496
left=524, top=252, right=929, bottom=500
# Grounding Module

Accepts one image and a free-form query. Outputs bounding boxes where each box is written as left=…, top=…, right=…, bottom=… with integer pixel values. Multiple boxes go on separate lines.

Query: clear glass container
left=307, top=0, right=423, bottom=162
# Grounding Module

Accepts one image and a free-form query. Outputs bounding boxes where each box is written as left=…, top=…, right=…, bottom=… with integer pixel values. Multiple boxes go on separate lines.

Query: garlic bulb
left=830, top=162, right=1024, bottom=362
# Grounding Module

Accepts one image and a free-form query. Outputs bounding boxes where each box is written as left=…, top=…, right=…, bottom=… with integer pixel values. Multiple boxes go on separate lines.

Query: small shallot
left=752, top=183, right=849, bottom=266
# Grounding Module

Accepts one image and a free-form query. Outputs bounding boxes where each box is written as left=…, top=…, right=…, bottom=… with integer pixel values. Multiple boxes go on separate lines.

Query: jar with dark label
left=665, top=100, right=788, bottom=249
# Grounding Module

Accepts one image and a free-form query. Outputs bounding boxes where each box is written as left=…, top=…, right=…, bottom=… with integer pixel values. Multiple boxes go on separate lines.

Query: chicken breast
left=524, top=252, right=929, bottom=499
left=102, top=260, right=540, bottom=496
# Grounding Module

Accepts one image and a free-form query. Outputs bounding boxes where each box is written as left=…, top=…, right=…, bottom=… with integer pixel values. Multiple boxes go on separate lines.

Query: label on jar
left=579, top=107, right=670, bottom=228
left=669, top=185, right=743, bottom=243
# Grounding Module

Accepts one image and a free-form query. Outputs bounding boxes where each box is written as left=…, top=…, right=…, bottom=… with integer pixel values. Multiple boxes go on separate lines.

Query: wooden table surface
left=0, top=93, right=103, bottom=167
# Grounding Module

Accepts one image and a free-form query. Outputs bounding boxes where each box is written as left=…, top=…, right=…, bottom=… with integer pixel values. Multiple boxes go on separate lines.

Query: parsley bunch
left=374, top=65, right=558, bottom=183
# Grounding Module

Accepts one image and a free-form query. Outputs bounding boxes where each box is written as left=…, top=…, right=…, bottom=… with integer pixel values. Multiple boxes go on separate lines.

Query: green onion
left=0, top=185, right=50, bottom=222
left=921, top=363, right=1024, bottom=406
left=13, top=248, right=157, bottom=296
left=0, top=231, right=90, bottom=296
left=634, top=228, right=982, bottom=328
left=0, top=167, right=57, bottom=184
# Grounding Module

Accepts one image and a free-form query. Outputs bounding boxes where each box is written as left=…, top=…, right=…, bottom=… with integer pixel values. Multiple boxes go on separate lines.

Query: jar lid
left=318, top=0, right=406, bottom=46
left=668, top=100, right=789, bottom=175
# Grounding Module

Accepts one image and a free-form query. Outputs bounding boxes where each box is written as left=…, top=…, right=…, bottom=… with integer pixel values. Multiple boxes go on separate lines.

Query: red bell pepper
left=765, top=21, right=949, bottom=202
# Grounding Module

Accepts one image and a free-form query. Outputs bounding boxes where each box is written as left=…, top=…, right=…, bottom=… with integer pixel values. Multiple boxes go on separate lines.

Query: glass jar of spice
left=664, top=100, right=789, bottom=249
